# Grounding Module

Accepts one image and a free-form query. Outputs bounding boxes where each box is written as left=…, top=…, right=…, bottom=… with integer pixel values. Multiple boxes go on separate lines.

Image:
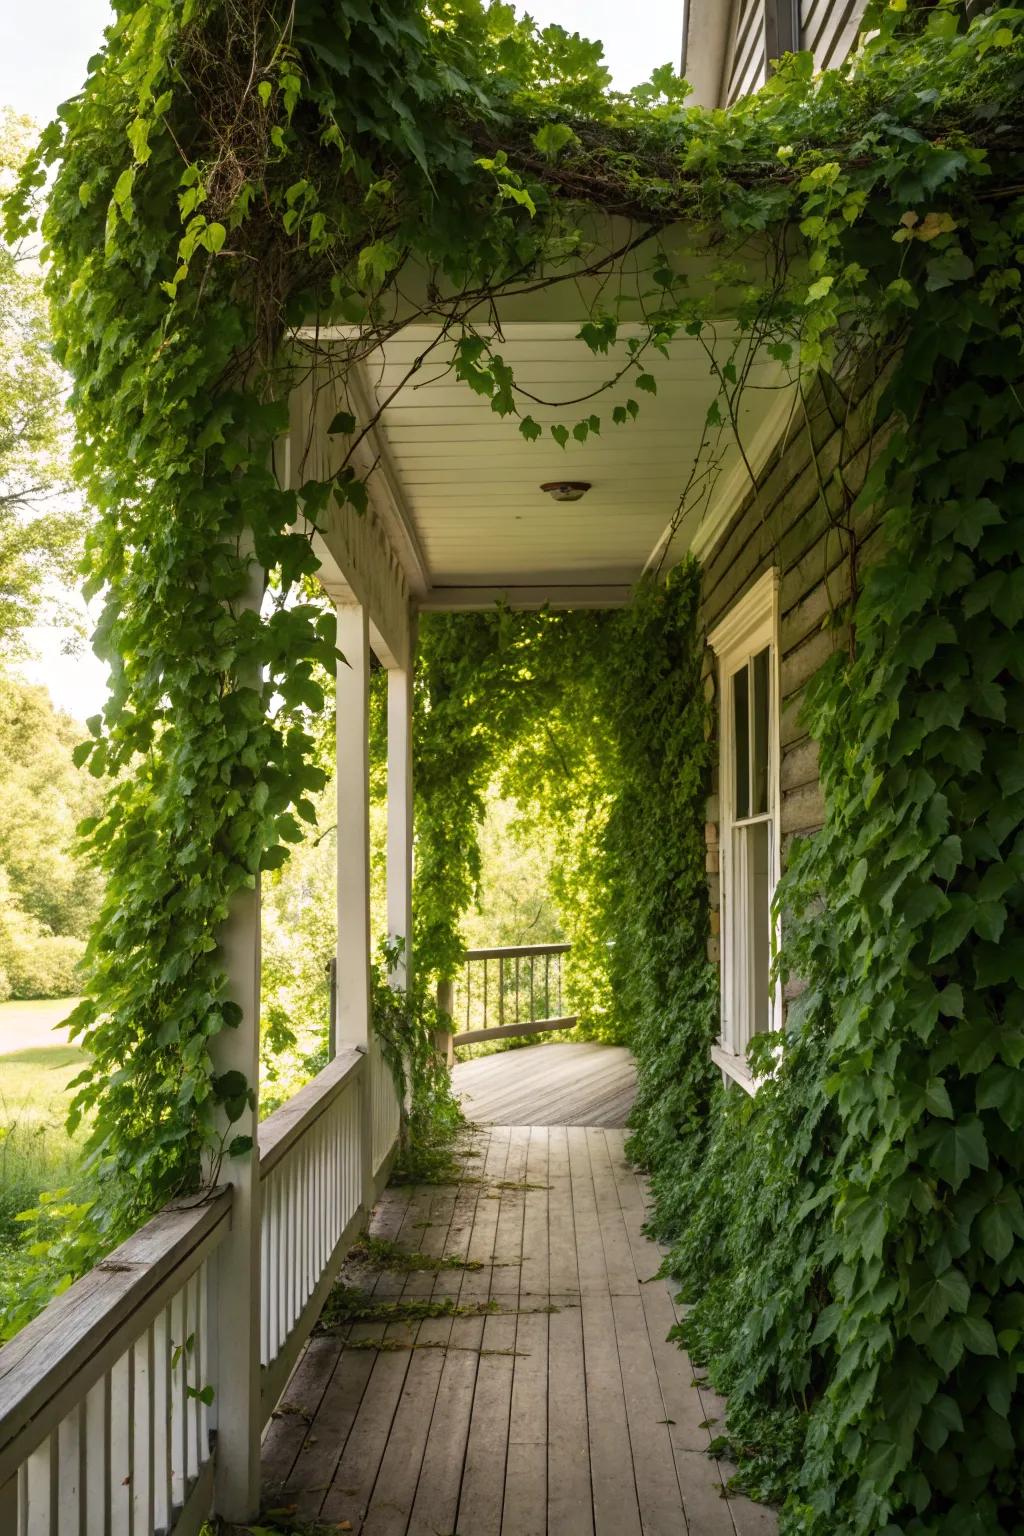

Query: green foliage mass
left=0, top=111, right=85, bottom=659
left=0, top=678, right=103, bottom=1000
left=413, top=606, right=620, bottom=1036
left=411, top=580, right=709, bottom=1049
left=3, top=0, right=1024, bottom=1527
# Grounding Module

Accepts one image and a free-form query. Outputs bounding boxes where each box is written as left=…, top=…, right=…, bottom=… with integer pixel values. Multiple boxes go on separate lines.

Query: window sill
left=710, top=1042, right=760, bottom=1097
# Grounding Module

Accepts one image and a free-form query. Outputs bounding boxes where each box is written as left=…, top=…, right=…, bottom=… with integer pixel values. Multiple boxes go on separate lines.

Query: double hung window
left=707, top=571, right=781, bottom=1090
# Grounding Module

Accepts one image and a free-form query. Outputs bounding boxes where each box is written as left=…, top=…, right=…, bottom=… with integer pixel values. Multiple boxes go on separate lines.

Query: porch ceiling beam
left=346, top=362, right=431, bottom=599
left=418, top=584, right=633, bottom=611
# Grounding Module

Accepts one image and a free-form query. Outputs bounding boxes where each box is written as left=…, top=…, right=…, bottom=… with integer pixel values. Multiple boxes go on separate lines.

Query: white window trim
left=707, top=568, right=782, bottom=1095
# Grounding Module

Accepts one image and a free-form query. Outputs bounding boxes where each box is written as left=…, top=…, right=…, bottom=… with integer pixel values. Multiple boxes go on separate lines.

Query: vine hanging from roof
left=4, top=1, right=1024, bottom=1528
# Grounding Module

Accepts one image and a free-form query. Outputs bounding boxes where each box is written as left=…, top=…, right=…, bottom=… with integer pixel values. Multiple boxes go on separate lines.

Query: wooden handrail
left=0, top=1187, right=231, bottom=1486
left=258, top=1044, right=364, bottom=1176
left=454, top=1016, right=577, bottom=1048
left=464, top=942, right=570, bottom=961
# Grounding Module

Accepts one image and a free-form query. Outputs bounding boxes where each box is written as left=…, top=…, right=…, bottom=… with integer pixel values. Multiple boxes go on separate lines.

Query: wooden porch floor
left=262, top=1123, right=777, bottom=1535
left=452, top=1041, right=637, bottom=1126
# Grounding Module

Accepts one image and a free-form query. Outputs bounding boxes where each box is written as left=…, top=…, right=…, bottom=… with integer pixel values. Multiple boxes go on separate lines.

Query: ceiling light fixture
left=540, top=481, right=591, bottom=503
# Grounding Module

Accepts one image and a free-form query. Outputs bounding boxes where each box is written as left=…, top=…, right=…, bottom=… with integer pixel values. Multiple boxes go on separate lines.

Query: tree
left=0, top=676, right=103, bottom=998
left=0, top=109, right=84, bottom=658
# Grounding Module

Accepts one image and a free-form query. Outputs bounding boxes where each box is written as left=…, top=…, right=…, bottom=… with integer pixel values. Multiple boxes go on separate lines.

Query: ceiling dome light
left=540, top=481, right=591, bottom=503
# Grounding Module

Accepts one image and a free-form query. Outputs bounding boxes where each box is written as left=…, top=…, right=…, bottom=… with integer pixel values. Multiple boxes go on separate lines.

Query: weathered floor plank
left=264, top=1112, right=778, bottom=1536
left=453, top=1041, right=636, bottom=1126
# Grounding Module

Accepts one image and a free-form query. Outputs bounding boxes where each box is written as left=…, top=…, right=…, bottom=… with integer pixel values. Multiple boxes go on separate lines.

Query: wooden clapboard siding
left=717, top=1, right=868, bottom=110
left=726, top=0, right=768, bottom=103
left=699, top=366, right=890, bottom=969
left=801, top=0, right=866, bottom=72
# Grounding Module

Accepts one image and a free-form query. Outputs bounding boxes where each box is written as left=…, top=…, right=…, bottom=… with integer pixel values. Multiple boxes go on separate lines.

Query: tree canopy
left=0, top=111, right=85, bottom=658
left=0, top=676, right=103, bottom=999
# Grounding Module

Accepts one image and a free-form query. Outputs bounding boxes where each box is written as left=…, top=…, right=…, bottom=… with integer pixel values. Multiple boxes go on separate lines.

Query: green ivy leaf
left=976, top=1065, right=1024, bottom=1130
left=929, top=1117, right=989, bottom=1189
left=532, top=122, right=576, bottom=160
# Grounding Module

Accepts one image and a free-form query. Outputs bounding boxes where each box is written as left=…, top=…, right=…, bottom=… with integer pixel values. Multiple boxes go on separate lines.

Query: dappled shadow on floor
left=261, top=1125, right=777, bottom=1536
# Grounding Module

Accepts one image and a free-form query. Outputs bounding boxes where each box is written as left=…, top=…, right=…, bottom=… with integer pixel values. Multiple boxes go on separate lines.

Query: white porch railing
left=258, top=1047, right=368, bottom=1416
left=0, top=1039, right=401, bottom=1535
left=452, top=942, right=577, bottom=1047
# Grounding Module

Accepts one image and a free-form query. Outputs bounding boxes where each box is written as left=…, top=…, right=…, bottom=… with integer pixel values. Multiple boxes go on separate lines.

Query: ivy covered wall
left=625, top=253, right=1024, bottom=1536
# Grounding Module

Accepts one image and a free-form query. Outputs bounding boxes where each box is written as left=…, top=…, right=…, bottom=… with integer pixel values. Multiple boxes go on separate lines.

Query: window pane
left=752, top=646, right=770, bottom=816
left=732, top=664, right=749, bottom=819
left=747, top=820, right=771, bottom=1038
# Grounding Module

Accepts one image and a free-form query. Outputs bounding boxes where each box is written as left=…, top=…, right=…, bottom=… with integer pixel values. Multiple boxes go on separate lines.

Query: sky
left=3, top=0, right=684, bottom=720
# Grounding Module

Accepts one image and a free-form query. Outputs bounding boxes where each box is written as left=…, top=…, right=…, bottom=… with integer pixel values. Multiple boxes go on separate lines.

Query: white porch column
left=386, top=664, right=414, bottom=990
left=336, top=603, right=374, bottom=1208
left=209, top=546, right=263, bottom=1522
left=335, top=603, right=372, bottom=1050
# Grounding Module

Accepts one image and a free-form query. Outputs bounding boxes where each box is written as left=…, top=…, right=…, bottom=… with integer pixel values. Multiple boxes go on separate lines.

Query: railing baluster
left=109, top=1350, right=131, bottom=1536
left=276, top=1173, right=287, bottom=1360
left=23, top=1440, right=49, bottom=1536
left=155, top=1303, right=172, bottom=1531
left=60, top=1403, right=86, bottom=1536
left=260, top=1179, right=271, bottom=1368
left=171, top=1289, right=186, bottom=1512
left=132, top=1324, right=154, bottom=1536
left=498, top=956, right=504, bottom=1029
left=46, top=1433, right=58, bottom=1536
left=188, top=1270, right=200, bottom=1480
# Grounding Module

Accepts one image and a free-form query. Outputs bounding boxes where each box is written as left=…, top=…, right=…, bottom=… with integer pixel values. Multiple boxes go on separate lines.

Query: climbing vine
left=4, top=0, right=1024, bottom=1527
left=413, top=604, right=620, bottom=1034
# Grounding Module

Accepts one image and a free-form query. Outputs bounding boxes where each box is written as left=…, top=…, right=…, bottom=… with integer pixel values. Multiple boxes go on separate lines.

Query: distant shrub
left=1, top=934, right=84, bottom=1000
left=0, top=867, right=84, bottom=998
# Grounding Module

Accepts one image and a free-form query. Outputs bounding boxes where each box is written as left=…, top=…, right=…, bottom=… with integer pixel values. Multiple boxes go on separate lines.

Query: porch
left=261, top=1118, right=776, bottom=1536
left=0, top=157, right=790, bottom=1536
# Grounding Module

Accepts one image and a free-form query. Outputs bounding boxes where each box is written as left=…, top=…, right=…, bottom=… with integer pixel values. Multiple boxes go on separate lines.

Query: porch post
left=335, top=602, right=372, bottom=1050
left=335, top=602, right=375, bottom=1208
left=210, top=545, right=263, bottom=1522
left=386, top=663, right=414, bottom=991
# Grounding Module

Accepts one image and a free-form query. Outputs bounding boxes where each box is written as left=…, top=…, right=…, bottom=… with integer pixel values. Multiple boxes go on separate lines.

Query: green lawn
left=0, top=995, right=79, bottom=1056
left=0, top=1042, right=86, bottom=1119
left=0, top=1041, right=87, bottom=1212
left=0, top=1040, right=89, bottom=1332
